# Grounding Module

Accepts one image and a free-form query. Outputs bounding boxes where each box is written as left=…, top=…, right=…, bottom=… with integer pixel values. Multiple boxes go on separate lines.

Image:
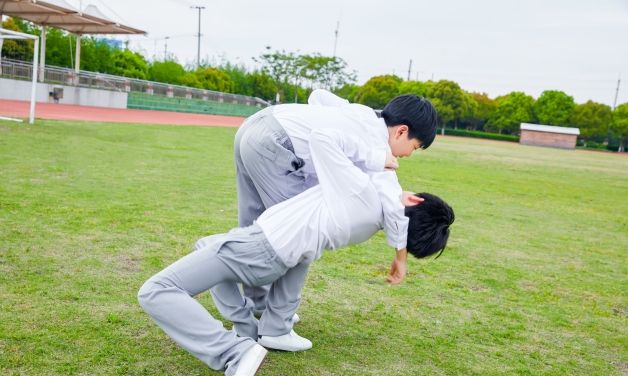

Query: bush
left=441, top=128, right=519, bottom=142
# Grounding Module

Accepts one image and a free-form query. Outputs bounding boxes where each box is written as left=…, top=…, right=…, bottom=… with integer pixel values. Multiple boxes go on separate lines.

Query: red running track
left=0, top=99, right=246, bottom=127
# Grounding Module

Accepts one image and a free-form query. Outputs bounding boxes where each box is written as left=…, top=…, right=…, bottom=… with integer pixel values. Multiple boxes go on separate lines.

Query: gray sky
left=72, top=0, right=627, bottom=106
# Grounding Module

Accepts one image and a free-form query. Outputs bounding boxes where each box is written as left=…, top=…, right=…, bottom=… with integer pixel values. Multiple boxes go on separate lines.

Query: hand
left=385, top=150, right=398, bottom=171
left=386, top=249, right=408, bottom=285
left=401, top=191, right=424, bottom=206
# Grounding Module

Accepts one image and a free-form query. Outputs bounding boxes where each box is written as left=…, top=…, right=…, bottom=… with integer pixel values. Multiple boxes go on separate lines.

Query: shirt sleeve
left=308, top=89, right=350, bottom=107
left=368, top=171, right=409, bottom=250
left=310, top=127, right=387, bottom=173
left=309, top=129, right=373, bottom=202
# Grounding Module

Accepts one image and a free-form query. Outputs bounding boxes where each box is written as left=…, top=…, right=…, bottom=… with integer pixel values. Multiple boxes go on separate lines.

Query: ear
left=396, top=124, right=409, bottom=138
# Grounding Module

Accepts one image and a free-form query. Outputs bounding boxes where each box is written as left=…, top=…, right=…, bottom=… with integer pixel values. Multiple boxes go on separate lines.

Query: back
left=272, top=103, right=388, bottom=181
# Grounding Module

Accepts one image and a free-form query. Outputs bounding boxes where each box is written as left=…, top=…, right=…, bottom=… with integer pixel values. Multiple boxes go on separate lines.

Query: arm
left=369, top=171, right=409, bottom=250
left=308, top=128, right=374, bottom=202
left=369, top=172, right=413, bottom=285
left=311, top=127, right=390, bottom=173
left=386, top=194, right=424, bottom=284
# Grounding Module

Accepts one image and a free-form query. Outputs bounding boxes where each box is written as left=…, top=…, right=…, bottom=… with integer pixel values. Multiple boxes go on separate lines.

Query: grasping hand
left=386, top=248, right=408, bottom=285
left=385, top=150, right=398, bottom=171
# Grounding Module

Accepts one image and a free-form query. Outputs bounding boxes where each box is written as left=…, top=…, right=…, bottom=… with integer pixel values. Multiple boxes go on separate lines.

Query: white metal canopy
left=0, top=0, right=145, bottom=77
left=0, top=0, right=144, bottom=34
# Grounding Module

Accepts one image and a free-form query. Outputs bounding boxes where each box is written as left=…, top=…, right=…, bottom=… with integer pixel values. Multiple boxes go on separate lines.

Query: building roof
left=520, top=123, right=580, bottom=136
left=0, top=0, right=145, bottom=34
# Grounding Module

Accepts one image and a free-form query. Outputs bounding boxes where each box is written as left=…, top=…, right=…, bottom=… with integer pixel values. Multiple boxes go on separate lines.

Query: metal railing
left=0, top=58, right=271, bottom=107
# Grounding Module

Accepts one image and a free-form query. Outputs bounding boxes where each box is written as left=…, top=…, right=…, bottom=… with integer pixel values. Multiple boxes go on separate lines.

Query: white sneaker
left=292, top=313, right=300, bottom=324
left=233, top=343, right=267, bottom=376
left=258, top=330, right=312, bottom=352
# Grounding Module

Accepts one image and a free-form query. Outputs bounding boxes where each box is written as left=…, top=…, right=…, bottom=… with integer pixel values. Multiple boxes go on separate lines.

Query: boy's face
left=388, top=125, right=422, bottom=157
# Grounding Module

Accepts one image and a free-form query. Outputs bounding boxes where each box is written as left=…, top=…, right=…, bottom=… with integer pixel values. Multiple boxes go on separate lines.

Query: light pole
left=191, top=6, right=206, bottom=68
left=164, top=36, right=170, bottom=60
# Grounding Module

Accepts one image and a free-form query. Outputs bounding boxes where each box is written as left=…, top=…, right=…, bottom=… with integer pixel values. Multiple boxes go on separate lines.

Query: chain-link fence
left=0, top=58, right=270, bottom=107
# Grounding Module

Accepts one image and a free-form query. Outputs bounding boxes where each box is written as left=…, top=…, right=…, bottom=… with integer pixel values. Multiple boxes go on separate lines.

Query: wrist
left=396, top=248, right=408, bottom=261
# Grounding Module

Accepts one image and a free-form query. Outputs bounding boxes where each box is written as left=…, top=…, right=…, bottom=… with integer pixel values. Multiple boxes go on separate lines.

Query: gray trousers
left=216, top=108, right=309, bottom=326
left=138, top=225, right=309, bottom=374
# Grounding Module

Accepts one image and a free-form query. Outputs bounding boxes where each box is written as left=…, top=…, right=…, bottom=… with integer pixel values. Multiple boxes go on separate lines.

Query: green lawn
left=1, top=119, right=626, bottom=375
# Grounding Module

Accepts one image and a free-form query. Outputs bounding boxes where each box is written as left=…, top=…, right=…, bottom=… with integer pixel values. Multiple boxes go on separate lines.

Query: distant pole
left=191, top=6, right=206, bottom=68
left=74, top=34, right=81, bottom=74
left=612, top=74, right=622, bottom=151
left=29, top=37, right=39, bottom=124
left=613, top=74, right=621, bottom=110
left=39, top=25, right=46, bottom=82
left=407, top=59, right=412, bottom=81
left=164, top=36, right=169, bottom=60
left=0, top=13, right=3, bottom=75
left=333, top=21, right=339, bottom=57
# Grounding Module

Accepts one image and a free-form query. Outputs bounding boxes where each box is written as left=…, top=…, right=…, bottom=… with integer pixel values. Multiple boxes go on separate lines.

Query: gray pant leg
left=234, top=115, right=266, bottom=228
left=210, top=282, right=259, bottom=339
left=258, top=261, right=312, bottom=336
left=137, top=243, right=254, bottom=373
left=227, top=113, right=306, bottom=314
left=194, top=236, right=260, bottom=339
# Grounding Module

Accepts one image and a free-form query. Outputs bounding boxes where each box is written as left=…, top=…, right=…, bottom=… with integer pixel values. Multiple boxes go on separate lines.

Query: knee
left=192, top=239, right=204, bottom=252
left=137, top=277, right=162, bottom=311
left=192, top=235, right=212, bottom=252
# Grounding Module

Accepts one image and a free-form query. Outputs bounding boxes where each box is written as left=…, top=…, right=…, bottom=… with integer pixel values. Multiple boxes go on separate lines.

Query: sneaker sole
left=258, top=338, right=312, bottom=352
left=234, top=346, right=267, bottom=376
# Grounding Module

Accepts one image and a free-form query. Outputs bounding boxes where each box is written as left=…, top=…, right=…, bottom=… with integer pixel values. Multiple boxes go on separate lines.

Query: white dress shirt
left=269, top=89, right=408, bottom=250
left=256, top=127, right=386, bottom=268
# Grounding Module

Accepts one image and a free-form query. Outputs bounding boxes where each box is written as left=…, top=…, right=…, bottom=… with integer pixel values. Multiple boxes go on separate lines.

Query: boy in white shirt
left=138, top=125, right=454, bottom=376
left=223, top=90, right=439, bottom=347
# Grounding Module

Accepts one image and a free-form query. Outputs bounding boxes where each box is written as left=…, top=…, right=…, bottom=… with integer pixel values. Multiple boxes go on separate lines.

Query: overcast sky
left=69, top=0, right=627, bottom=106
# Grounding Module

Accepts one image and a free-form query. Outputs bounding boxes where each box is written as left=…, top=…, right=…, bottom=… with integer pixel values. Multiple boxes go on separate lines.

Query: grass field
left=1, top=119, right=627, bottom=375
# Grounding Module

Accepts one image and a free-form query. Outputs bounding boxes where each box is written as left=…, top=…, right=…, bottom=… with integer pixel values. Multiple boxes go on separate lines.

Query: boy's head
left=405, top=192, right=455, bottom=259
left=382, top=95, right=439, bottom=157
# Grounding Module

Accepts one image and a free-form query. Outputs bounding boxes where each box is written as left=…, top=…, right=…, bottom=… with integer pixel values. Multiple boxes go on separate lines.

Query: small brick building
left=519, top=123, right=580, bottom=149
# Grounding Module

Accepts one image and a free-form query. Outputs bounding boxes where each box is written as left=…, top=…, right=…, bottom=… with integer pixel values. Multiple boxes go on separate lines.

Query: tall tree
left=398, top=80, right=428, bottom=97
left=486, top=92, right=536, bottom=134
left=247, top=70, right=277, bottom=101
left=462, top=92, right=497, bottom=130
left=354, top=75, right=401, bottom=109
left=429, top=98, right=455, bottom=127
left=533, top=90, right=576, bottom=126
left=80, top=37, right=115, bottom=73
left=218, top=62, right=250, bottom=94
left=149, top=60, right=186, bottom=85
left=425, top=80, right=468, bottom=127
left=611, top=103, right=628, bottom=152
left=571, top=100, right=612, bottom=145
left=333, top=83, right=361, bottom=102
left=1, top=17, right=34, bottom=60
left=44, top=27, right=73, bottom=68
left=298, top=53, right=356, bottom=90
left=110, top=49, right=149, bottom=79
left=254, top=48, right=300, bottom=101
left=189, top=67, right=234, bottom=93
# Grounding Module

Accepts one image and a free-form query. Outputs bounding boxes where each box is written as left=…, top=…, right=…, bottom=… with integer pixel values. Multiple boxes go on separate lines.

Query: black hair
left=381, top=95, right=439, bottom=149
left=405, top=192, right=455, bottom=259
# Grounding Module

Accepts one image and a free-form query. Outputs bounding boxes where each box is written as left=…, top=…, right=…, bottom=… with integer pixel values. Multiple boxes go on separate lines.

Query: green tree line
left=2, top=17, right=627, bottom=151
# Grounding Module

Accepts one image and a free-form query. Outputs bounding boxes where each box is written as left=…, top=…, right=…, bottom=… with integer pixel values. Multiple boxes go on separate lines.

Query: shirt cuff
left=386, top=235, right=407, bottom=250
